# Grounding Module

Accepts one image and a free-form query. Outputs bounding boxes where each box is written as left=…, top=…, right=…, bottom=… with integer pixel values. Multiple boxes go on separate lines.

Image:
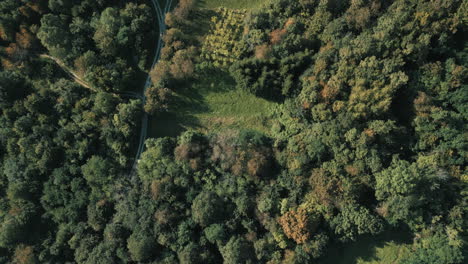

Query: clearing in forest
left=149, top=1, right=276, bottom=138
left=149, top=69, right=276, bottom=137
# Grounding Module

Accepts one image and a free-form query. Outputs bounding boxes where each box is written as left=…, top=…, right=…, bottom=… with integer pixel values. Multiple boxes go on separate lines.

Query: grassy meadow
left=149, top=69, right=277, bottom=137
left=319, top=230, right=412, bottom=264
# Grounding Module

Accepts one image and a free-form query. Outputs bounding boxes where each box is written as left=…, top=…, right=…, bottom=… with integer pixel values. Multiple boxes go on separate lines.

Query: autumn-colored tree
left=144, top=85, right=171, bottom=114
left=0, top=21, right=14, bottom=41
left=150, top=60, right=171, bottom=84
left=247, top=151, right=271, bottom=178
left=174, top=131, right=207, bottom=170
left=150, top=177, right=176, bottom=202
left=308, top=169, right=339, bottom=207
left=345, top=1, right=373, bottom=30
left=270, top=18, right=294, bottom=45
left=16, top=28, right=36, bottom=50
left=255, top=44, right=271, bottom=59
left=173, top=0, right=195, bottom=20
left=169, top=50, right=195, bottom=80
left=279, top=208, right=317, bottom=244
left=270, top=28, right=287, bottom=44
left=154, top=207, right=177, bottom=226
left=12, top=245, right=37, bottom=264
left=165, top=12, right=177, bottom=28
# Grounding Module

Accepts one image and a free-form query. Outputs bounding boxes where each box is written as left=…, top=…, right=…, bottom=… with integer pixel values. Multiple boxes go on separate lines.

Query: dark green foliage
left=330, top=204, right=383, bottom=242
left=34, top=1, right=154, bottom=92
left=0, top=0, right=466, bottom=263
left=178, top=243, right=204, bottom=264
left=0, top=71, right=31, bottom=105
left=400, top=228, right=464, bottom=264
left=37, top=14, right=71, bottom=58
left=230, top=52, right=311, bottom=100
left=204, top=223, right=227, bottom=245
left=191, top=191, right=225, bottom=227
left=127, top=231, right=156, bottom=262
left=221, top=236, right=255, bottom=264
left=0, top=201, right=37, bottom=248
left=0, top=68, right=140, bottom=261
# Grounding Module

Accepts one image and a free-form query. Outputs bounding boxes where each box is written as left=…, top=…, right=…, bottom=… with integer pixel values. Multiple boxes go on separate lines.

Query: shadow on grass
left=148, top=67, right=236, bottom=138
left=192, top=9, right=218, bottom=36
left=319, top=228, right=412, bottom=264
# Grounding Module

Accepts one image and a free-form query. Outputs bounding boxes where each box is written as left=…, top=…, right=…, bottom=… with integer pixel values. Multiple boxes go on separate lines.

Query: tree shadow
left=195, top=0, right=208, bottom=9
left=319, top=228, right=412, bottom=264
left=189, top=8, right=218, bottom=37
left=148, top=67, right=237, bottom=138
left=148, top=111, right=199, bottom=138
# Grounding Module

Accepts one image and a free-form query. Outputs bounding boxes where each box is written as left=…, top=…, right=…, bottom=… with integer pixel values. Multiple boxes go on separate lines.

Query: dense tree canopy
left=0, top=0, right=466, bottom=263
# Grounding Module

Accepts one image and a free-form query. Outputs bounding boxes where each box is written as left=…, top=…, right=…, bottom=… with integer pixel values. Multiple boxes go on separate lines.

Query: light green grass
left=149, top=69, right=276, bottom=138
left=319, top=230, right=412, bottom=264
left=148, top=0, right=276, bottom=138
left=199, top=0, right=271, bottom=9
left=355, top=242, right=411, bottom=264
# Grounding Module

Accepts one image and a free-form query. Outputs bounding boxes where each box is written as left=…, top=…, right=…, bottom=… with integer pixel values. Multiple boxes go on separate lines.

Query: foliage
left=0, top=0, right=466, bottom=263
left=399, top=227, right=464, bottom=264
left=191, top=191, right=226, bottom=227
left=331, top=204, right=383, bottom=242
left=278, top=208, right=317, bottom=244
left=201, top=8, right=247, bottom=67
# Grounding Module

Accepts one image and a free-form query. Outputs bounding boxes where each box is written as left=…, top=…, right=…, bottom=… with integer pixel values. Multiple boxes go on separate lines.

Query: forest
left=0, top=0, right=466, bottom=263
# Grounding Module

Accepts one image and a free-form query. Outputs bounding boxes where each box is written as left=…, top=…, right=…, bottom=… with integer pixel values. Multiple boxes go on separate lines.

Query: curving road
left=129, top=0, right=172, bottom=174
left=40, top=0, right=172, bottom=176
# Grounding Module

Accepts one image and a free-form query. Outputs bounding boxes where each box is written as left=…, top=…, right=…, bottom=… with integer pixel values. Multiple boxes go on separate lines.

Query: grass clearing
left=149, top=68, right=276, bottom=137
left=198, top=0, right=271, bottom=9
left=148, top=0, right=277, bottom=138
left=319, top=230, right=412, bottom=264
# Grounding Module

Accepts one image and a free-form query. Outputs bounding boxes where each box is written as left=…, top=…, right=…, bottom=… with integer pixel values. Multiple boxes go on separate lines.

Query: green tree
left=331, top=204, right=383, bottom=242
left=127, top=231, right=156, bottom=262
left=221, top=236, right=255, bottom=264
left=37, top=14, right=71, bottom=58
left=204, top=224, right=227, bottom=245
left=400, top=228, right=464, bottom=264
left=375, top=158, right=421, bottom=201
left=191, top=191, right=225, bottom=227
left=93, top=8, right=127, bottom=56
left=81, top=156, right=115, bottom=200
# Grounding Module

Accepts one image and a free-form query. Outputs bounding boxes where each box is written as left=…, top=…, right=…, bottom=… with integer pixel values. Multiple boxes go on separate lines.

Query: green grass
left=148, top=0, right=277, bottom=138
left=149, top=69, right=276, bottom=138
left=199, top=0, right=271, bottom=9
left=319, top=230, right=412, bottom=264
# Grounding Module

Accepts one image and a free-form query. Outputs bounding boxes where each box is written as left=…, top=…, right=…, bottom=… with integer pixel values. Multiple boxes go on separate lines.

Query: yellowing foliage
left=278, top=208, right=314, bottom=244
left=201, top=8, right=246, bottom=67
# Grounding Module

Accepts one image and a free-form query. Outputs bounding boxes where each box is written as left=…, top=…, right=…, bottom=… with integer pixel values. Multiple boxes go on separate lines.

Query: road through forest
left=130, top=0, right=172, bottom=176
left=41, top=0, right=172, bottom=176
